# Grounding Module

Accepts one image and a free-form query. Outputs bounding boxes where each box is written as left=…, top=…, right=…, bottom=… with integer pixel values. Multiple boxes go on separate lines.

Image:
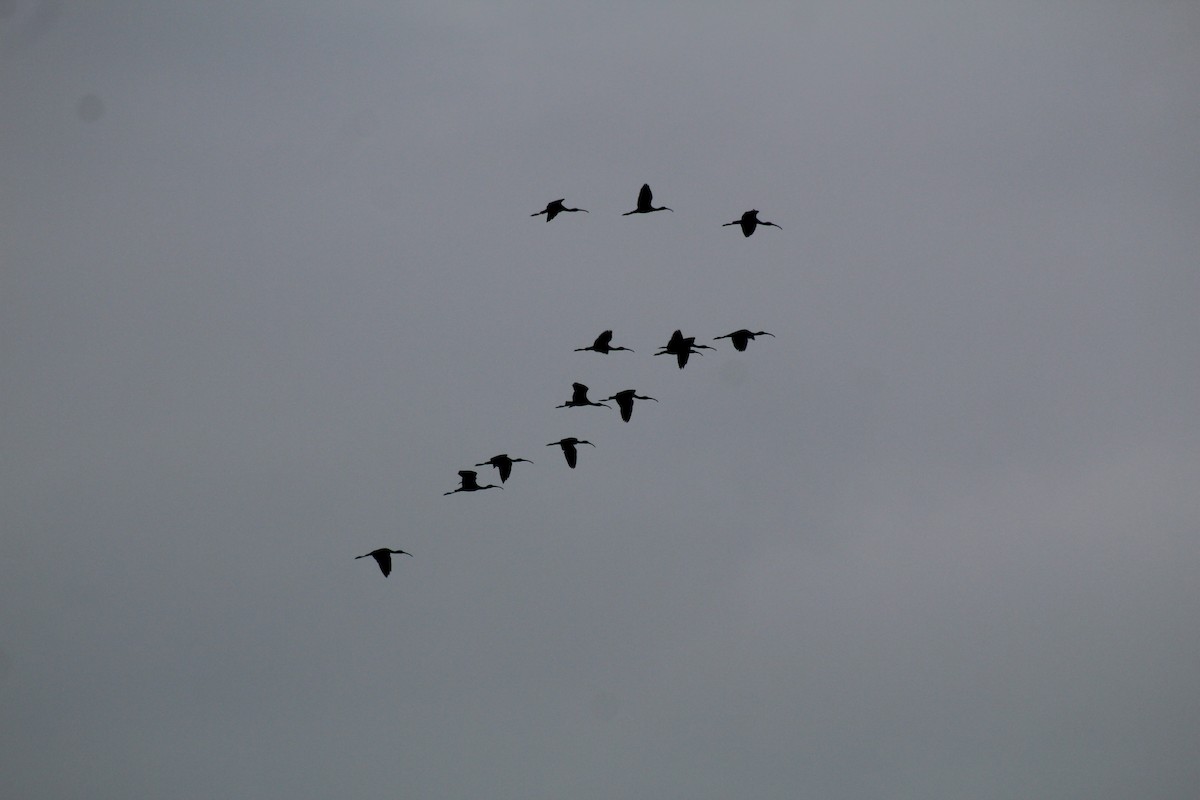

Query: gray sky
left=2, top=2, right=1198, bottom=798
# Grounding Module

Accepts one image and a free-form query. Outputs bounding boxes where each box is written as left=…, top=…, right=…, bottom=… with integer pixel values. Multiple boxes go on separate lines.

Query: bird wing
left=497, top=459, right=512, bottom=482
left=638, top=183, right=652, bottom=208
left=676, top=350, right=689, bottom=369
left=595, top=330, right=614, bottom=347
left=372, top=551, right=392, bottom=577
left=564, top=444, right=578, bottom=469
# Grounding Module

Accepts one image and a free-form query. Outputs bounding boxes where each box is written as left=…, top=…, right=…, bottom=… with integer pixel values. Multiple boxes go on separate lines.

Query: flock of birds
left=357, top=183, right=778, bottom=577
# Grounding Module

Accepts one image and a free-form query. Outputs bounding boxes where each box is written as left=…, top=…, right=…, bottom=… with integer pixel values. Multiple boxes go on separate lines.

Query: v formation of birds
left=359, top=183, right=777, bottom=576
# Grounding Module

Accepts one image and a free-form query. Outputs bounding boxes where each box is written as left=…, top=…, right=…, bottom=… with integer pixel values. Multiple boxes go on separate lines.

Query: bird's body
left=715, top=329, right=776, bottom=351
left=532, top=198, right=588, bottom=221
left=355, top=548, right=412, bottom=577
left=601, top=389, right=659, bottom=422
left=557, top=382, right=611, bottom=409
left=722, top=209, right=782, bottom=237
left=654, top=329, right=715, bottom=369
left=622, top=183, right=672, bottom=215
left=547, top=437, right=595, bottom=469
left=575, top=330, right=633, bottom=354
left=444, top=469, right=503, bottom=495
left=475, top=453, right=533, bottom=483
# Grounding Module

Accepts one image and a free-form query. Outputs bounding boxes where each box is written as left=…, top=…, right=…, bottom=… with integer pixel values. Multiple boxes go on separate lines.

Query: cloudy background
left=2, top=1, right=1198, bottom=797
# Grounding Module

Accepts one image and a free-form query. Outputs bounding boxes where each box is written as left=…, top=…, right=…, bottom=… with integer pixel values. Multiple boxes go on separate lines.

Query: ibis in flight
left=444, top=470, right=503, bottom=496
left=355, top=548, right=412, bottom=577
left=532, top=199, right=588, bottom=221
left=654, top=329, right=715, bottom=369
left=475, top=453, right=533, bottom=483
left=556, top=382, right=611, bottom=409
left=715, top=329, right=776, bottom=351
left=575, top=330, right=634, bottom=354
left=600, top=389, right=659, bottom=423
left=547, top=437, right=595, bottom=469
left=622, top=183, right=672, bottom=215
left=722, top=209, right=782, bottom=237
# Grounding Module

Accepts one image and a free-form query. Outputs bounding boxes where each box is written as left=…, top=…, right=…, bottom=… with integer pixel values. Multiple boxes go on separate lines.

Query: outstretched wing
left=564, top=444, right=578, bottom=469
left=372, top=551, right=391, bottom=577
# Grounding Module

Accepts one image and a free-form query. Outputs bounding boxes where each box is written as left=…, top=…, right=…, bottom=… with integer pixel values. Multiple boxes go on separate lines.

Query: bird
left=654, top=329, right=715, bottom=369
left=575, top=329, right=634, bottom=354
left=355, top=548, right=412, bottom=578
left=600, top=389, right=658, bottom=422
left=715, top=329, right=776, bottom=351
left=546, top=437, right=595, bottom=469
left=622, top=183, right=672, bottom=215
left=475, top=453, right=533, bottom=483
left=556, top=382, right=611, bottom=409
left=444, top=470, right=503, bottom=495
left=722, top=209, right=782, bottom=237
left=532, top=199, right=588, bottom=221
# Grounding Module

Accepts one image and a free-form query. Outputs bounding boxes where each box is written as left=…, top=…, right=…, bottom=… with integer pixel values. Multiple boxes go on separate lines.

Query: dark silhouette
left=654, top=329, right=715, bottom=369
left=532, top=199, right=588, bottom=221
left=722, top=209, right=782, bottom=237
left=575, top=330, right=634, bottom=354
left=444, top=470, right=503, bottom=496
left=546, top=437, right=595, bottom=469
left=355, top=548, right=412, bottom=577
left=476, top=453, right=533, bottom=483
left=715, top=329, right=776, bottom=351
left=556, top=382, right=611, bottom=409
left=600, top=389, right=658, bottom=423
left=622, top=183, right=672, bottom=215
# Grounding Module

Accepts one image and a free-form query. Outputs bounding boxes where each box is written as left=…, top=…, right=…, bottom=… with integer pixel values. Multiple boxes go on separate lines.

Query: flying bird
left=715, top=329, right=776, bottom=351
left=600, top=389, right=659, bottom=422
left=622, top=183, right=672, bottom=215
left=355, top=548, right=412, bottom=578
left=722, top=209, right=782, bottom=237
left=444, top=470, right=503, bottom=495
left=556, top=382, right=611, bottom=409
left=546, top=437, right=595, bottom=469
left=654, top=329, right=715, bottom=369
left=575, top=330, right=634, bottom=354
left=475, top=453, right=533, bottom=483
left=532, top=199, right=588, bottom=221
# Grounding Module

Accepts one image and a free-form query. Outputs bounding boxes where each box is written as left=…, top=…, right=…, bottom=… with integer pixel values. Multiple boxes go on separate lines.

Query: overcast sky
left=2, top=2, right=1199, bottom=798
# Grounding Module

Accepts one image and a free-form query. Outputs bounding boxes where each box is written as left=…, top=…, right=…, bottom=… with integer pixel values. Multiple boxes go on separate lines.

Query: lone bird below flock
left=355, top=548, right=412, bottom=577
left=654, top=329, right=715, bottom=369
left=557, top=382, right=610, bottom=409
left=601, top=389, right=658, bottom=423
left=622, top=183, right=672, bottom=215
left=475, top=453, right=533, bottom=483
left=723, top=209, right=782, bottom=237
left=547, top=437, right=595, bottom=469
left=532, top=199, right=588, bottom=221
left=715, top=329, right=775, bottom=351
left=575, top=330, right=634, bottom=354
left=444, top=470, right=502, bottom=496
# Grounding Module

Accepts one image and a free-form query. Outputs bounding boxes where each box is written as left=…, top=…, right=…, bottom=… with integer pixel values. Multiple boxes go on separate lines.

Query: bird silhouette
left=715, top=329, right=776, bottom=351
left=575, top=329, right=634, bottom=354
left=654, top=329, right=715, bottom=369
left=355, top=548, right=412, bottom=577
left=722, top=209, right=782, bottom=237
left=556, top=382, right=611, bottom=409
left=475, top=453, right=533, bottom=483
left=600, top=389, right=659, bottom=422
left=444, top=470, right=503, bottom=495
left=546, top=437, right=595, bottom=469
left=532, top=199, right=588, bottom=221
left=622, top=183, right=672, bottom=215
